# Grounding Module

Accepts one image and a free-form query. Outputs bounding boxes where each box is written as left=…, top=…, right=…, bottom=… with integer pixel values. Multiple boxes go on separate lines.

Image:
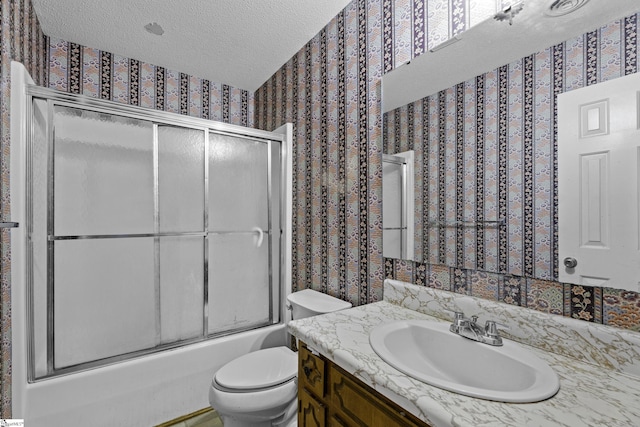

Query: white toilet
left=208, top=289, right=352, bottom=427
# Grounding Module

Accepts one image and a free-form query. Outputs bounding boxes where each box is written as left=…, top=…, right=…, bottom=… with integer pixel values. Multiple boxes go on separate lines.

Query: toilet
left=208, top=289, right=352, bottom=427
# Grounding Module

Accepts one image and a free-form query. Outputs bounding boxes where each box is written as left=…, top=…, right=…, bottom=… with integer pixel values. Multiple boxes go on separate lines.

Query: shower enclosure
left=11, top=62, right=292, bottom=425
left=18, top=77, right=287, bottom=381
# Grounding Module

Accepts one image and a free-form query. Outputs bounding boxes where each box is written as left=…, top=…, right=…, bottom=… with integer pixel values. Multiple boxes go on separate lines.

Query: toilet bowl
left=209, top=347, right=298, bottom=427
left=208, top=289, right=352, bottom=427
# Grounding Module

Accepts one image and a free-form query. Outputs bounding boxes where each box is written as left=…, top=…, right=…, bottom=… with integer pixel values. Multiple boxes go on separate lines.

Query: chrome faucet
left=449, top=311, right=507, bottom=346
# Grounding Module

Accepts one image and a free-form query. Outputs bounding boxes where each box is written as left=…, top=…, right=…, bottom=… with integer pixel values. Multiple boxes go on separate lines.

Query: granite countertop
left=287, top=280, right=640, bottom=427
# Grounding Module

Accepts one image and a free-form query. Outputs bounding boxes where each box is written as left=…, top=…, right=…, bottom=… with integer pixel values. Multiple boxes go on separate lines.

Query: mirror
left=382, top=0, right=640, bottom=113
left=383, top=151, right=414, bottom=260
left=381, top=0, right=640, bottom=291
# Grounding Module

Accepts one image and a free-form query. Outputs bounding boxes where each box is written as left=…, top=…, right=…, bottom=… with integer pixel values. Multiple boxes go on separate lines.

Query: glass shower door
left=207, top=133, right=273, bottom=334
left=52, top=106, right=157, bottom=369
left=50, top=110, right=208, bottom=369
left=26, top=87, right=284, bottom=379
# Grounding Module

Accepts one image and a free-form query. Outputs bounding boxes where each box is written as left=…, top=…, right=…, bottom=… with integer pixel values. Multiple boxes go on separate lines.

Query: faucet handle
left=445, top=309, right=467, bottom=334
left=481, top=320, right=509, bottom=346
left=484, top=320, right=509, bottom=337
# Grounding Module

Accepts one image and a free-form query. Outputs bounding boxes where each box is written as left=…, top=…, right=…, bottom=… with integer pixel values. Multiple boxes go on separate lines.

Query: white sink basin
left=369, top=320, right=560, bottom=403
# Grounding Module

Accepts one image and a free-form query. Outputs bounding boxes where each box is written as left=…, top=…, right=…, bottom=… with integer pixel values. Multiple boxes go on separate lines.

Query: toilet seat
left=215, top=346, right=297, bottom=391
left=210, top=374, right=297, bottom=415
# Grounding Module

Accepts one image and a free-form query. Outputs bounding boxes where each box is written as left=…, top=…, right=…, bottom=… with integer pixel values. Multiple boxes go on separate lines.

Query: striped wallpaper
left=256, top=0, right=380, bottom=306
left=255, top=0, right=499, bottom=306
left=48, top=38, right=254, bottom=127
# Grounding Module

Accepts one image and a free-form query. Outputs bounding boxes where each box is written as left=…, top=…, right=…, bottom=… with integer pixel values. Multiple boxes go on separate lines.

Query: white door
left=558, top=72, right=640, bottom=291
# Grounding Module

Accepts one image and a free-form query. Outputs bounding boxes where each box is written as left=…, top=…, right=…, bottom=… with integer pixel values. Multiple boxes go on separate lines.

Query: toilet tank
left=286, top=289, right=352, bottom=320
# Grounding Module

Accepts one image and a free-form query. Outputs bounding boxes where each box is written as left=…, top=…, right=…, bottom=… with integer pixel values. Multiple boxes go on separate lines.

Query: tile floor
left=157, top=408, right=223, bottom=427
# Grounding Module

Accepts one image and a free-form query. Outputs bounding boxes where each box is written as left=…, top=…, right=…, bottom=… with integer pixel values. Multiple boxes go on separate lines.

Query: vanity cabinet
left=298, top=342, right=431, bottom=427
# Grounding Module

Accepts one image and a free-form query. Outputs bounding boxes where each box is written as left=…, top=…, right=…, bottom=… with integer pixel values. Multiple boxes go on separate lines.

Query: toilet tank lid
left=286, top=289, right=352, bottom=313
left=215, top=347, right=297, bottom=390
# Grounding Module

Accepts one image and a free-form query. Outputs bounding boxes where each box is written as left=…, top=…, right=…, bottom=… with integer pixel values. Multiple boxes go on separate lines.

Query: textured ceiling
left=32, top=0, right=351, bottom=92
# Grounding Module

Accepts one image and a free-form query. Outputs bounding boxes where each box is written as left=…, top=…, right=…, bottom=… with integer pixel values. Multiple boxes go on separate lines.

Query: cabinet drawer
left=299, top=387, right=326, bottom=427
left=328, top=364, right=428, bottom=427
left=299, top=342, right=326, bottom=398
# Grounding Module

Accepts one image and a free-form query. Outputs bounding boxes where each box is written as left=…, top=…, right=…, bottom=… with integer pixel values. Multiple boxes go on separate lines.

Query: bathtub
left=13, top=324, right=287, bottom=426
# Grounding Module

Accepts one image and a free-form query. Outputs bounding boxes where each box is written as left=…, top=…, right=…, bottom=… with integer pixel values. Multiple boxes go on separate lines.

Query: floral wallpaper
left=48, top=38, right=254, bottom=126
left=254, top=0, right=498, bottom=306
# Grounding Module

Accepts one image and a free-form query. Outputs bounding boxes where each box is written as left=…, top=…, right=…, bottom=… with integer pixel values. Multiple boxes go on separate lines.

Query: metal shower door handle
left=563, top=257, right=578, bottom=268
left=252, top=227, right=264, bottom=247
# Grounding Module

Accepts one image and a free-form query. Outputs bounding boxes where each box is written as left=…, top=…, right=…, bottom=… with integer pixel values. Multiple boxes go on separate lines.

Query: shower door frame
left=23, top=84, right=289, bottom=381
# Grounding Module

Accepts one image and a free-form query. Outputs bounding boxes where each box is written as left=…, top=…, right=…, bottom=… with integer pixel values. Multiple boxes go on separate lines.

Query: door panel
left=558, top=73, right=640, bottom=291
left=207, top=132, right=273, bottom=333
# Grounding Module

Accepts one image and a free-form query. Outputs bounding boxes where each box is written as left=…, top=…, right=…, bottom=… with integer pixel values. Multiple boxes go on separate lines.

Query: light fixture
left=494, top=2, right=525, bottom=25
left=144, top=22, right=164, bottom=36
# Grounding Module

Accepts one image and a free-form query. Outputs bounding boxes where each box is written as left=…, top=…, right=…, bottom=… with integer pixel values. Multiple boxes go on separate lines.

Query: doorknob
left=563, top=257, right=578, bottom=268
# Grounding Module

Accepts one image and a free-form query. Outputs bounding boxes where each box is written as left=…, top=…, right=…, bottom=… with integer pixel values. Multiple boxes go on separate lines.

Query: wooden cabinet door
left=299, top=344, right=326, bottom=398
left=297, top=341, right=431, bottom=427
left=299, top=388, right=326, bottom=427
left=328, top=365, right=426, bottom=427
